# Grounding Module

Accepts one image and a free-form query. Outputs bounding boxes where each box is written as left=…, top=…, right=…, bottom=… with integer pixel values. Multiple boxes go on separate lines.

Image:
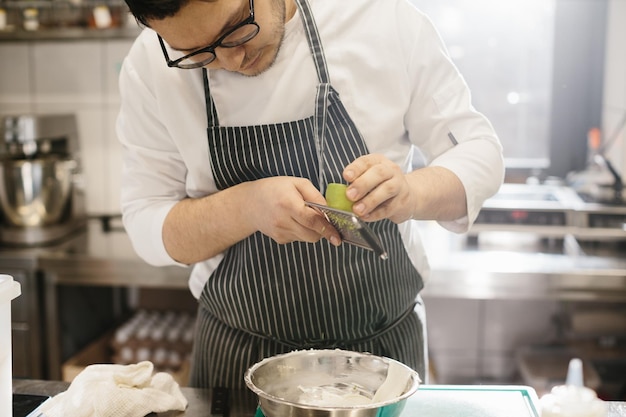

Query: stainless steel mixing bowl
left=244, top=349, right=420, bottom=417
left=0, top=157, right=75, bottom=227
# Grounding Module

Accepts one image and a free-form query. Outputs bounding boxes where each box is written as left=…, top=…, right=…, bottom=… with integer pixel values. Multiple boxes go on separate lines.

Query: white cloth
left=116, top=0, right=505, bottom=298
left=40, top=361, right=188, bottom=417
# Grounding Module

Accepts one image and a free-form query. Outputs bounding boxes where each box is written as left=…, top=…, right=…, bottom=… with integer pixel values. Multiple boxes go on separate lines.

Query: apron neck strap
left=202, top=68, right=219, bottom=126
left=294, top=0, right=330, bottom=85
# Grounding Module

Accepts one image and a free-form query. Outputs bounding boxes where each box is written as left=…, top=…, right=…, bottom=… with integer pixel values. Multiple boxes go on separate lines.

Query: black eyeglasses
left=158, top=0, right=259, bottom=69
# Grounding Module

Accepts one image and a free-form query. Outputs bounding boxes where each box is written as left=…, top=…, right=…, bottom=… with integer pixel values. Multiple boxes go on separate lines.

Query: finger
left=295, top=178, right=326, bottom=205
left=272, top=219, right=323, bottom=244
left=302, top=206, right=342, bottom=246
left=348, top=170, right=396, bottom=214
left=343, top=154, right=386, bottom=183
left=352, top=184, right=393, bottom=218
left=358, top=198, right=394, bottom=221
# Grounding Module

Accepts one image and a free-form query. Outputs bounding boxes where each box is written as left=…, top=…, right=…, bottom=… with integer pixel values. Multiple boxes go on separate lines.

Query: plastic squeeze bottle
left=540, top=358, right=607, bottom=417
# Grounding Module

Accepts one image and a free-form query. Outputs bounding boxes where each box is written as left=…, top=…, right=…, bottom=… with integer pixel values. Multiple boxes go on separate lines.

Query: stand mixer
left=0, top=114, right=87, bottom=246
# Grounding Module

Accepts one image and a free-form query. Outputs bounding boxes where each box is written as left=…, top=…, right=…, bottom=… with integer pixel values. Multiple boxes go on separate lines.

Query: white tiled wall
left=0, top=39, right=134, bottom=214
left=0, top=43, right=31, bottom=114
left=425, top=298, right=481, bottom=382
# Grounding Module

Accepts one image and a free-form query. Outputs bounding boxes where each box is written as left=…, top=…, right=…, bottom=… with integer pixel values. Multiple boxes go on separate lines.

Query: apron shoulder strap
left=295, top=0, right=330, bottom=85
left=203, top=68, right=220, bottom=127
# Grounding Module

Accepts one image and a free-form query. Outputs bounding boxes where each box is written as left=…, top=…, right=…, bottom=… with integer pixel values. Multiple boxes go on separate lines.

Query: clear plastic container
left=0, top=274, right=21, bottom=417
left=540, top=358, right=608, bottom=417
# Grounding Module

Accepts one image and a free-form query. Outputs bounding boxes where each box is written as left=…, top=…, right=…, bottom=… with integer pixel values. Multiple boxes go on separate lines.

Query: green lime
left=325, top=183, right=353, bottom=212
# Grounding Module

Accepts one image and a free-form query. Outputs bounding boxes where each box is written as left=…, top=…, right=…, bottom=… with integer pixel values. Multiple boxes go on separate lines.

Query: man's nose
left=214, top=47, right=246, bottom=72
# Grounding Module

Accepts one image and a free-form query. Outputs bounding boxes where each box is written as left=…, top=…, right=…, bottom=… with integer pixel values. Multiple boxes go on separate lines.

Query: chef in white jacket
left=117, top=0, right=505, bottom=389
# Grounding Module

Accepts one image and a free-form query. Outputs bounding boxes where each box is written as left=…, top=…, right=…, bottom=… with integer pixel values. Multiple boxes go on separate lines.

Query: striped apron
left=190, top=0, right=425, bottom=389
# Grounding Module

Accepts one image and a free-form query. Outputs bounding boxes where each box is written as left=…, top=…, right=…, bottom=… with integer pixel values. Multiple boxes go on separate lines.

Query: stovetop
left=471, top=183, right=626, bottom=241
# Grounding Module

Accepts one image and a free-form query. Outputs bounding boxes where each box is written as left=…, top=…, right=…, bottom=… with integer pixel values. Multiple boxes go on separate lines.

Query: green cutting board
left=402, top=385, right=541, bottom=417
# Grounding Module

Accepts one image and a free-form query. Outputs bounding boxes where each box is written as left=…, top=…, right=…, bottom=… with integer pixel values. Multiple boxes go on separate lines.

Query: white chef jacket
left=116, top=0, right=504, bottom=298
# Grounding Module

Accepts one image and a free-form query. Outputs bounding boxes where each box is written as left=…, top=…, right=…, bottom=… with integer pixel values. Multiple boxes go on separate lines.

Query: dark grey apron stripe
left=209, top=122, right=318, bottom=189
left=189, top=307, right=257, bottom=388
left=201, top=234, right=422, bottom=337
left=191, top=302, right=424, bottom=388
left=235, top=301, right=418, bottom=349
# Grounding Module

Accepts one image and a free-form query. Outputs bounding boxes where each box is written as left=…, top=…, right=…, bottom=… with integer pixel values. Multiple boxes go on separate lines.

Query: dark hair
left=124, top=0, right=191, bottom=27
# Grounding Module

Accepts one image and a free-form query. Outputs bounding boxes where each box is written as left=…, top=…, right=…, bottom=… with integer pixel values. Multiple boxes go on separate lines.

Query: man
left=117, top=0, right=504, bottom=389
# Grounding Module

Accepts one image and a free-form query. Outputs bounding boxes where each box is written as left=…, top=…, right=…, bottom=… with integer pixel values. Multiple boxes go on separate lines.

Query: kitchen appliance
left=0, top=114, right=86, bottom=246
left=470, top=183, right=626, bottom=242
left=569, top=117, right=626, bottom=207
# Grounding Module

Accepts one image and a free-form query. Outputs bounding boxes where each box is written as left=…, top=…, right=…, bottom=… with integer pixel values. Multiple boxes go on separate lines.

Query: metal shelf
left=0, top=0, right=140, bottom=41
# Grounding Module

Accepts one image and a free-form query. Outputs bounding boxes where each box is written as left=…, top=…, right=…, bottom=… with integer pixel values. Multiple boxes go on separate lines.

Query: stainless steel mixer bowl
left=0, top=157, right=75, bottom=227
left=244, top=349, right=420, bottom=417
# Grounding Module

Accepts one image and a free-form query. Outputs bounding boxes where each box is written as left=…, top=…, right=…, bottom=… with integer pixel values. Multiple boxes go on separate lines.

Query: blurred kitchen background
left=0, top=0, right=624, bottom=401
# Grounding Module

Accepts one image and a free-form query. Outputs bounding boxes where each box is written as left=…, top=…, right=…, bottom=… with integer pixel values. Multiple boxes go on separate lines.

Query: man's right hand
left=162, top=176, right=341, bottom=264
left=247, top=176, right=342, bottom=246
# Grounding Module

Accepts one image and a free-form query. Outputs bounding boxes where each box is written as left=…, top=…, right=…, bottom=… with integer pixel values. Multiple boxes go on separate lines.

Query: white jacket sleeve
left=116, top=38, right=188, bottom=268
left=401, top=3, right=505, bottom=232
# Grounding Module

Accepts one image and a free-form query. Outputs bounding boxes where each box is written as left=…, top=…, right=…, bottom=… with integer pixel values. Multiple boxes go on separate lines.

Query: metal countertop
left=0, top=216, right=190, bottom=288
left=419, top=221, right=626, bottom=301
